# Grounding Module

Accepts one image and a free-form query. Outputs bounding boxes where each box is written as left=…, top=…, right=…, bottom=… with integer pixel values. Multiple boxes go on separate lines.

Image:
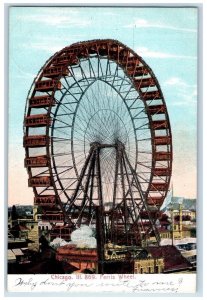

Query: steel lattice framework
left=23, top=39, right=173, bottom=247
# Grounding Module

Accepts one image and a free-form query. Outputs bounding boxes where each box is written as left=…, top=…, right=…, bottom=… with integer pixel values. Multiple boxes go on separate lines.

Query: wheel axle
left=90, top=141, right=125, bottom=150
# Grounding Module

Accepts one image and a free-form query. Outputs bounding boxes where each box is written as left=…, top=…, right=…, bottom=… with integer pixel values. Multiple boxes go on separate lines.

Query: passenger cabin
left=50, top=226, right=72, bottom=240
left=153, top=168, right=171, bottom=176
left=41, top=213, right=64, bottom=222
left=118, top=51, right=131, bottom=63
left=127, top=66, right=148, bottom=77
left=43, top=66, right=69, bottom=78
left=23, top=135, right=48, bottom=148
left=76, top=49, right=88, bottom=59
left=88, top=44, right=98, bottom=54
left=149, top=182, right=168, bottom=191
left=24, top=114, right=51, bottom=127
left=139, top=210, right=160, bottom=219
left=107, top=44, right=119, bottom=59
left=134, top=78, right=155, bottom=88
left=109, top=44, right=119, bottom=53
left=29, top=96, right=56, bottom=108
left=52, top=55, right=79, bottom=66
left=154, top=136, right=171, bottom=145
left=147, top=196, right=164, bottom=206
left=34, top=195, right=57, bottom=206
left=24, top=155, right=48, bottom=168
left=64, top=48, right=79, bottom=56
left=148, top=105, right=166, bottom=115
left=28, top=176, right=51, bottom=187
left=119, top=56, right=139, bottom=67
left=141, top=91, right=161, bottom=101
left=154, top=152, right=172, bottom=161
left=35, top=80, right=61, bottom=92
left=98, top=43, right=108, bottom=56
left=152, top=120, right=168, bottom=130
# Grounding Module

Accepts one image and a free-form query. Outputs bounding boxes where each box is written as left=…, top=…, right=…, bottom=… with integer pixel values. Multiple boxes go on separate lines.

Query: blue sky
left=8, top=6, right=197, bottom=205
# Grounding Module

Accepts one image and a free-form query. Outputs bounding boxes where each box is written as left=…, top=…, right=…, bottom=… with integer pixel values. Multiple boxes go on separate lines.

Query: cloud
left=11, top=57, right=37, bottom=78
left=164, top=77, right=197, bottom=107
left=177, top=90, right=197, bottom=105
left=169, top=98, right=196, bottom=107
left=17, top=10, right=92, bottom=28
left=136, top=47, right=197, bottom=60
left=23, top=42, right=65, bottom=54
left=164, top=77, right=188, bottom=87
left=21, top=34, right=85, bottom=54
left=102, top=11, right=119, bottom=16
left=125, top=18, right=197, bottom=33
left=164, top=77, right=196, bottom=88
left=13, top=73, right=36, bottom=80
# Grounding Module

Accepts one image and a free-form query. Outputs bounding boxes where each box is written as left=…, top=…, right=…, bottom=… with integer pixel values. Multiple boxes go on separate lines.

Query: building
left=55, top=242, right=193, bottom=274
left=134, top=257, right=164, bottom=274
left=159, top=203, right=195, bottom=240
left=173, top=209, right=196, bottom=221
left=148, top=245, right=192, bottom=273
left=8, top=206, right=39, bottom=251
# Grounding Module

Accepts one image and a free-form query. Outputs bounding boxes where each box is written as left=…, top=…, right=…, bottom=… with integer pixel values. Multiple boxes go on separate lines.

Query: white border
left=7, top=274, right=196, bottom=294
left=1, top=1, right=206, bottom=299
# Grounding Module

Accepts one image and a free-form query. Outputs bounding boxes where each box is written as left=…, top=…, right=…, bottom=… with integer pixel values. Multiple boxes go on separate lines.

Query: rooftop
left=148, top=245, right=192, bottom=272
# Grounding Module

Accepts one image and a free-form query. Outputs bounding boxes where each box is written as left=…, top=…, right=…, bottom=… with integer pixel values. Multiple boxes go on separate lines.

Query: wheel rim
left=24, top=39, right=172, bottom=243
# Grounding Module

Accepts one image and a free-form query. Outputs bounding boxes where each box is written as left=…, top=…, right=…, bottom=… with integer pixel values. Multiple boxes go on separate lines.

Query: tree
left=174, top=215, right=191, bottom=222
left=11, top=205, right=18, bottom=221
left=159, top=213, right=169, bottom=221
left=190, top=227, right=196, bottom=237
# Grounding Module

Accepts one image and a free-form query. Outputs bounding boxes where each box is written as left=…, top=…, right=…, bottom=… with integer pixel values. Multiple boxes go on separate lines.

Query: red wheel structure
left=24, top=39, right=172, bottom=247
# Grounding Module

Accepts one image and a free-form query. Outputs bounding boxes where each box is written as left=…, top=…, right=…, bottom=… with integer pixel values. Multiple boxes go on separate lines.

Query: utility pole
left=170, top=204, right=174, bottom=246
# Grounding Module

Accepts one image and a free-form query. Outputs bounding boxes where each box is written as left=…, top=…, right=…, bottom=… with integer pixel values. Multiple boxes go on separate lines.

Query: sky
left=8, top=6, right=197, bottom=206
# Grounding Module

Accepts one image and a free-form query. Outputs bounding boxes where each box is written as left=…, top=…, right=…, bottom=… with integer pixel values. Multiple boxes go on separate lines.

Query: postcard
left=6, top=4, right=198, bottom=295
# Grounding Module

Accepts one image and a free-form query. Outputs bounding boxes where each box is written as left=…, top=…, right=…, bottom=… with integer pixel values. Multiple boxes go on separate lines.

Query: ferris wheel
left=23, top=39, right=172, bottom=246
